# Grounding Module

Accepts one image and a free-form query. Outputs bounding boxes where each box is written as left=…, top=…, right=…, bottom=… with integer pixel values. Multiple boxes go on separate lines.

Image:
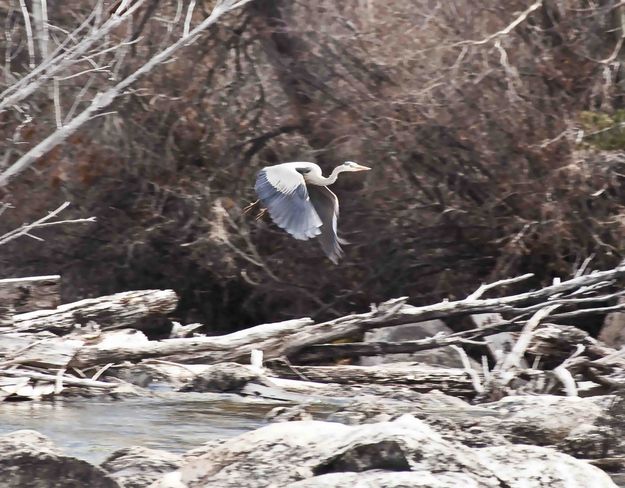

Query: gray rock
left=285, top=470, right=481, bottom=487
left=478, top=444, right=615, bottom=488
left=0, top=430, right=120, bottom=488
left=599, top=298, right=625, bottom=348
left=360, top=320, right=473, bottom=368
left=101, top=446, right=182, bottom=488
left=265, top=405, right=314, bottom=422
left=178, top=363, right=262, bottom=393
left=481, top=395, right=604, bottom=446
left=151, top=415, right=614, bottom=488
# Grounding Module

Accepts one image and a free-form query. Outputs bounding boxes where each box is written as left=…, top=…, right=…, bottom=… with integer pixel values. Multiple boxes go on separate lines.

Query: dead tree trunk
left=11, top=289, right=178, bottom=334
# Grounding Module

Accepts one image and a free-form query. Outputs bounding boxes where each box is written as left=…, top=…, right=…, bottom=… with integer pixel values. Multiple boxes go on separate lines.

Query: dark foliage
left=3, top=0, right=625, bottom=330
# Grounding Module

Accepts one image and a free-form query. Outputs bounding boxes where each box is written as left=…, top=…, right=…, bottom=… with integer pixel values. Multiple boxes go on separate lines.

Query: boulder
left=0, top=430, right=119, bottom=488
left=151, top=415, right=614, bottom=488
left=178, top=363, right=263, bottom=393
left=478, top=444, right=615, bottom=488
left=359, top=320, right=477, bottom=368
left=481, top=395, right=605, bottom=446
left=101, top=446, right=182, bottom=488
left=599, top=298, right=625, bottom=348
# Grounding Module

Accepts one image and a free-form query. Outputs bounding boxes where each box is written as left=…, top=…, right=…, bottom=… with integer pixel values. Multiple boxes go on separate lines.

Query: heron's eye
left=296, top=167, right=311, bottom=174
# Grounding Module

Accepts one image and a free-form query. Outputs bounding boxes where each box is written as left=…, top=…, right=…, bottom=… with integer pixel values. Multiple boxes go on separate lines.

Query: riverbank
left=4, top=270, right=625, bottom=486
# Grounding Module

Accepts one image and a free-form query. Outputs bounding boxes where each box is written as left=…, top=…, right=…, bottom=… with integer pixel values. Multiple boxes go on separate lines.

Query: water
left=0, top=392, right=280, bottom=464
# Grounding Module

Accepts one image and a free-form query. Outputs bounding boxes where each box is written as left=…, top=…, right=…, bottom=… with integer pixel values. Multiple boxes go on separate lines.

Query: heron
left=254, top=161, right=371, bottom=264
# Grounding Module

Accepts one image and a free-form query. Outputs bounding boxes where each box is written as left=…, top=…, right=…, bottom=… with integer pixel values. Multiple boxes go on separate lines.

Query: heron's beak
left=352, top=164, right=371, bottom=171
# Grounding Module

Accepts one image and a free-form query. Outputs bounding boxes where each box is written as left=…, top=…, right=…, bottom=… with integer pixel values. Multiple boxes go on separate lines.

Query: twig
left=552, top=344, right=585, bottom=396
left=183, top=0, right=197, bottom=37
left=91, top=362, right=114, bottom=381
left=451, top=345, right=484, bottom=393
left=1, top=368, right=114, bottom=388
left=54, top=367, right=65, bottom=394
left=18, top=0, right=36, bottom=69
left=553, top=366, right=577, bottom=396
left=452, top=1, right=543, bottom=47
left=500, top=304, right=560, bottom=370
left=0, top=202, right=95, bottom=246
left=466, top=273, right=534, bottom=300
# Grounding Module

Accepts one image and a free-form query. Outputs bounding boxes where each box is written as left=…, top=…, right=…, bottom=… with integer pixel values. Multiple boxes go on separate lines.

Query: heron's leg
left=243, top=199, right=259, bottom=213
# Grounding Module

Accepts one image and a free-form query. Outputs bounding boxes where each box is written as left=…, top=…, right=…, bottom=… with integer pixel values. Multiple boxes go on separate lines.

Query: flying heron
left=254, top=161, right=371, bottom=264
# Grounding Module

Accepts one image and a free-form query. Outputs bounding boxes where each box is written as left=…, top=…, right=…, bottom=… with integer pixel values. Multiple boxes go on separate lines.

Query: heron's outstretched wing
left=255, top=166, right=322, bottom=240
left=308, top=185, right=344, bottom=264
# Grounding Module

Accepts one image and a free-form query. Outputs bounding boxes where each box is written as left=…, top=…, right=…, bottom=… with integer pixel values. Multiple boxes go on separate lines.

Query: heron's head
left=341, top=161, right=371, bottom=172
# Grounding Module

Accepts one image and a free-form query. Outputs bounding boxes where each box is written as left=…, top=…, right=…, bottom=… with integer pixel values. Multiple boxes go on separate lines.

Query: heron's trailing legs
left=243, top=200, right=259, bottom=213
left=244, top=200, right=267, bottom=220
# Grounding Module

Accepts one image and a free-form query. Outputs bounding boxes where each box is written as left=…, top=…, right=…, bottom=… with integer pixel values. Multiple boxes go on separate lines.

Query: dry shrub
left=3, top=0, right=625, bottom=329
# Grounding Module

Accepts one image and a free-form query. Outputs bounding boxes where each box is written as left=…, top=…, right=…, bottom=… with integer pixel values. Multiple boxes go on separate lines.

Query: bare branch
left=0, top=202, right=96, bottom=246
left=452, top=1, right=543, bottom=47
left=17, top=0, right=36, bottom=69
left=0, top=0, right=254, bottom=187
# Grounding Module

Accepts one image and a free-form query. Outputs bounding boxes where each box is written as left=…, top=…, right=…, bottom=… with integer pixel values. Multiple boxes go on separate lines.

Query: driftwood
left=71, top=318, right=314, bottom=368
left=175, top=362, right=479, bottom=402
left=0, top=333, right=84, bottom=368
left=0, top=275, right=61, bottom=327
left=3, top=265, right=625, bottom=402
left=1, top=368, right=116, bottom=389
left=266, top=362, right=477, bottom=398
left=10, top=289, right=178, bottom=334
left=70, top=265, right=625, bottom=368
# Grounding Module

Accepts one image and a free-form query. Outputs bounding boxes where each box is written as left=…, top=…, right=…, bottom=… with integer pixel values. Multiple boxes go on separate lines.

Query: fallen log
left=0, top=275, right=61, bottom=328
left=0, top=275, right=61, bottom=313
left=9, top=289, right=178, bottom=334
left=0, top=333, right=84, bottom=368
left=71, top=318, right=314, bottom=368
left=265, top=362, right=478, bottom=398
left=70, top=266, right=625, bottom=368
left=296, top=337, right=486, bottom=364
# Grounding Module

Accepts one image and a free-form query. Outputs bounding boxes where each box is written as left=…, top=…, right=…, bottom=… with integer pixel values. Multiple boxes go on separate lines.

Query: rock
left=101, top=446, right=182, bottom=488
left=265, top=405, right=314, bottom=422
left=561, top=393, right=625, bottom=458
left=481, top=395, right=604, bottom=446
left=478, top=444, right=615, bottom=488
left=178, top=362, right=264, bottom=393
left=360, top=320, right=471, bottom=368
left=285, top=470, right=485, bottom=488
left=0, top=430, right=120, bottom=488
left=151, top=415, right=613, bottom=488
left=599, top=298, right=625, bottom=348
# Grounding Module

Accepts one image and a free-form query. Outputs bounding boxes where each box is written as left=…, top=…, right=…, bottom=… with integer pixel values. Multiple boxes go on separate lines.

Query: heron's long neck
left=316, top=166, right=343, bottom=185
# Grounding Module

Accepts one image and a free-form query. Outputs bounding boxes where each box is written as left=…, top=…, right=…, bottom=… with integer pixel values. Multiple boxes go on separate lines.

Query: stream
left=0, top=392, right=281, bottom=464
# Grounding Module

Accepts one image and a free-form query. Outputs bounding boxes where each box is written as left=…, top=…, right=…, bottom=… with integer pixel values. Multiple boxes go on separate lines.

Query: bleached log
left=0, top=333, right=83, bottom=368
left=0, top=368, right=115, bottom=389
left=71, top=318, right=314, bottom=368
left=297, top=336, right=485, bottom=364
left=267, top=362, right=478, bottom=398
left=11, top=289, right=178, bottom=334
left=70, top=265, right=625, bottom=368
left=0, top=275, right=60, bottom=313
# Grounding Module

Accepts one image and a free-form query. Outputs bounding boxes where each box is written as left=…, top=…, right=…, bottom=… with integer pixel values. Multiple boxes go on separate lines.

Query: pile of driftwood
left=2, top=265, right=625, bottom=401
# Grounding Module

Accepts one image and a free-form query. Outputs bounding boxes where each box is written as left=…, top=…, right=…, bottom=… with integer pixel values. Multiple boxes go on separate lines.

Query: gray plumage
left=254, top=161, right=370, bottom=263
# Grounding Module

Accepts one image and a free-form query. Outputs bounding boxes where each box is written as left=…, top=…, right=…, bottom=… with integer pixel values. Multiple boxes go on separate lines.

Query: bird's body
left=254, top=161, right=370, bottom=263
